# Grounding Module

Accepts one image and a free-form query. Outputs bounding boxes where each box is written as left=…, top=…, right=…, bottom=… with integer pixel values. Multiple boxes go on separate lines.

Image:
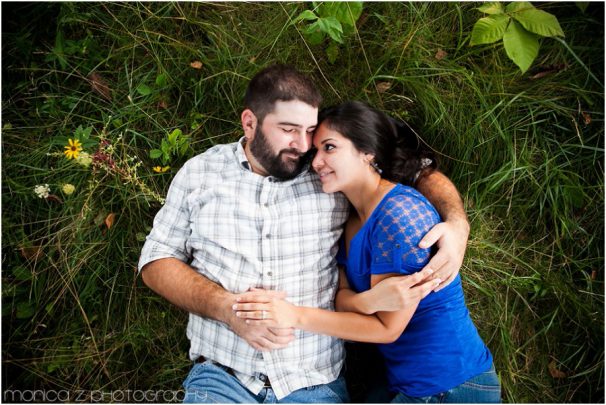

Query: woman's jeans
left=391, top=365, right=501, bottom=403
left=182, top=360, right=349, bottom=403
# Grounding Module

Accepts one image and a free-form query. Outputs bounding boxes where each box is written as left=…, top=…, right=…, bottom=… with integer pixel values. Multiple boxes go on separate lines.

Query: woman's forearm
left=335, top=288, right=372, bottom=314
left=294, top=306, right=406, bottom=344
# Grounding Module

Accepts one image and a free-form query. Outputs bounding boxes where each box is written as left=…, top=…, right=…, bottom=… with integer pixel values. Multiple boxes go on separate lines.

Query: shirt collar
left=235, top=137, right=251, bottom=171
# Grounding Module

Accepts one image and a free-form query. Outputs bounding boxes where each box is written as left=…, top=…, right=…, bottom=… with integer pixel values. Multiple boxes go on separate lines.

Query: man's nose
left=290, top=131, right=311, bottom=153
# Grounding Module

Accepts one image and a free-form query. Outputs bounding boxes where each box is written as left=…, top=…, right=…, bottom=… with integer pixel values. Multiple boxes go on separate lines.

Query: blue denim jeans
left=391, top=365, right=501, bottom=403
left=183, top=360, right=349, bottom=403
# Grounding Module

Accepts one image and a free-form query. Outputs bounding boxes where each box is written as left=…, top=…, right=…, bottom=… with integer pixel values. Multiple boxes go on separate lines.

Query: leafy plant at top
left=469, top=2, right=564, bottom=73
left=53, top=125, right=98, bottom=150
left=293, top=1, right=363, bottom=64
left=150, top=128, right=191, bottom=166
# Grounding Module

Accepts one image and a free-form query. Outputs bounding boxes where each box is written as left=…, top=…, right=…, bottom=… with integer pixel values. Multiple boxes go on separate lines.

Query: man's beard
left=249, top=126, right=311, bottom=180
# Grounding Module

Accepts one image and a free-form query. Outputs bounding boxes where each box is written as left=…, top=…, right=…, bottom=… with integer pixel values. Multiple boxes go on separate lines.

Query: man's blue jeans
left=391, top=365, right=501, bottom=403
left=182, top=360, right=349, bottom=403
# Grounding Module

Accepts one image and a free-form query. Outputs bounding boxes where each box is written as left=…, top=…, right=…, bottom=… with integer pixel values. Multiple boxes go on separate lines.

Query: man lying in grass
left=139, top=64, right=470, bottom=403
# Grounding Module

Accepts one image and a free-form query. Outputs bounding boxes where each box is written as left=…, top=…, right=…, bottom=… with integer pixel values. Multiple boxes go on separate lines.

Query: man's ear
left=241, top=109, right=257, bottom=140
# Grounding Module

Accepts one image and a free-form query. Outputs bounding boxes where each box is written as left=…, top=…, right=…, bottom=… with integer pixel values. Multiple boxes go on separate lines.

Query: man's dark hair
left=244, top=64, right=322, bottom=123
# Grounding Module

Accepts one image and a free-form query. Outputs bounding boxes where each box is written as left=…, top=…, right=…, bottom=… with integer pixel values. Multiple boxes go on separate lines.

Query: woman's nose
left=311, top=151, right=323, bottom=172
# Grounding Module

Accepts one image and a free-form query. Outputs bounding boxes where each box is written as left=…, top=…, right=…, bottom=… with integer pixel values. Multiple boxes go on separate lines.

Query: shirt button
left=266, top=271, right=272, bottom=277
left=265, top=234, right=271, bottom=239
left=264, top=203, right=269, bottom=207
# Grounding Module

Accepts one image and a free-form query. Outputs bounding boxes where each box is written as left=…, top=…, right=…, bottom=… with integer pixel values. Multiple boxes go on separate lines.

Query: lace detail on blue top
left=370, top=190, right=440, bottom=274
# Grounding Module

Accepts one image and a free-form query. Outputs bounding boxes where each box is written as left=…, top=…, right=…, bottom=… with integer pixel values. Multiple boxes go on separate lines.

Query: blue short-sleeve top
left=338, top=184, right=493, bottom=397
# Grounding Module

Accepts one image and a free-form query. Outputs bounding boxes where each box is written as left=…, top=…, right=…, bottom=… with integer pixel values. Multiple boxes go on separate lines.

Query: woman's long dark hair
left=317, top=101, right=437, bottom=186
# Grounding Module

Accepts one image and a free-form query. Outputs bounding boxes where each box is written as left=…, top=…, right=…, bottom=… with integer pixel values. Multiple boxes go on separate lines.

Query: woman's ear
left=362, top=152, right=376, bottom=164
left=241, top=109, right=258, bottom=140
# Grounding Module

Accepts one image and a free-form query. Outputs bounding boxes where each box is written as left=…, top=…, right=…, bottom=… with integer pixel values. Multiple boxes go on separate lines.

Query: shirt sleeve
left=138, top=161, right=194, bottom=272
left=369, top=194, right=441, bottom=276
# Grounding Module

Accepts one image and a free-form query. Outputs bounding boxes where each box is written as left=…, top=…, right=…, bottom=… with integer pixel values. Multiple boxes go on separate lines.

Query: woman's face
left=312, top=123, right=370, bottom=194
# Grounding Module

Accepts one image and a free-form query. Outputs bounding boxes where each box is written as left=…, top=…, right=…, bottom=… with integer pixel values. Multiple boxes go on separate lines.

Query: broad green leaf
left=16, top=301, right=35, bottom=319
left=54, top=30, right=67, bottom=70
left=507, top=2, right=564, bottom=37
left=505, top=1, right=533, bottom=13
left=150, top=149, right=162, bottom=159
left=470, top=14, right=510, bottom=45
left=576, top=2, right=589, bottom=13
left=317, top=17, right=343, bottom=43
left=168, top=128, right=181, bottom=144
left=294, top=9, right=318, bottom=23
left=136, top=83, right=152, bottom=96
left=160, top=139, right=169, bottom=154
left=318, top=2, right=363, bottom=26
left=179, top=140, right=189, bottom=157
left=503, top=20, right=540, bottom=73
left=303, top=21, right=326, bottom=45
left=326, top=42, right=340, bottom=64
left=12, top=266, right=32, bottom=281
left=155, top=73, right=168, bottom=87
left=477, top=2, right=504, bottom=15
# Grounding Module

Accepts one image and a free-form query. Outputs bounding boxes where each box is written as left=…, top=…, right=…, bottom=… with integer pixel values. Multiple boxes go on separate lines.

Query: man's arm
left=141, top=258, right=294, bottom=351
left=415, top=170, right=470, bottom=291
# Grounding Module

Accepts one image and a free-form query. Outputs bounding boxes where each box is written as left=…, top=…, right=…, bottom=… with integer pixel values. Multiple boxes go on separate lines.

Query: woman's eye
left=324, top=144, right=335, bottom=151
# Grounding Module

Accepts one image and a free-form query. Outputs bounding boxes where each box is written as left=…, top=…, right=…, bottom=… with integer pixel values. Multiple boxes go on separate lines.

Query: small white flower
left=34, top=184, right=50, bottom=199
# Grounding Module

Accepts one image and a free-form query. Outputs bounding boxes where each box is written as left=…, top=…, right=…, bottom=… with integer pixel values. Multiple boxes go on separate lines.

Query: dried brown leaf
left=435, top=48, right=448, bottom=60
left=530, top=64, right=567, bottom=80
left=88, top=72, right=112, bottom=101
left=582, top=112, right=591, bottom=125
left=20, top=245, right=43, bottom=260
left=376, top=82, right=392, bottom=93
left=46, top=194, right=63, bottom=204
left=548, top=360, right=567, bottom=379
left=190, top=61, right=203, bottom=70
left=105, top=213, right=116, bottom=230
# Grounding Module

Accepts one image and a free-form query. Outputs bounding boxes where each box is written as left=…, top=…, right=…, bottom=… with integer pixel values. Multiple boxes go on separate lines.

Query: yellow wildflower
left=61, top=183, right=75, bottom=195
left=153, top=166, right=170, bottom=173
left=64, top=138, right=83, bottom=159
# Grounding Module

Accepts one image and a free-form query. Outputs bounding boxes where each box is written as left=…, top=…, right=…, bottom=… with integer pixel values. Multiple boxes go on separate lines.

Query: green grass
left=2, top=2, right=603, bottom=403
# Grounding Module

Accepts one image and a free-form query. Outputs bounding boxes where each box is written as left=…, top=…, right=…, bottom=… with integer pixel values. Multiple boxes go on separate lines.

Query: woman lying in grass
left=233, top=101, right=500, bottom=403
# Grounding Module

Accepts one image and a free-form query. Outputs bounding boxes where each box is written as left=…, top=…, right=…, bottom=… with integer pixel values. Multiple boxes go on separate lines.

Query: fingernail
left=434, top=278, right=442, bottom=285
left=236, top=312, right=242, bottom=317
left=236, top=297, right=241, bottom=302
left=232, top=304, right=238, bottom=310
left=426, top=269, right=434, bottom=274
left=245, top=320, right=250, bottom=324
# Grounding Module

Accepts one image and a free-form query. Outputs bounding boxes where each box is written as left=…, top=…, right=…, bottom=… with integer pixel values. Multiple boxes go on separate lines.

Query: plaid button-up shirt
left=139, top=139, right=350, bottom=399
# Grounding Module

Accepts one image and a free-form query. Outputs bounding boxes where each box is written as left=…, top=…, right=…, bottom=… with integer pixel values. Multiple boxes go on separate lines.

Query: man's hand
left=419, top=219, right=470, bottom=291
left=227, top=289, right=295, bottom=351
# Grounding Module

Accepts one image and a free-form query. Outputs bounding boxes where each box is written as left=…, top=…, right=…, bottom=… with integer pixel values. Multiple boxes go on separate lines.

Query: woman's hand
left=364, top=268, right=441, bottom=313
left=232, top=290, right=300, bottom=328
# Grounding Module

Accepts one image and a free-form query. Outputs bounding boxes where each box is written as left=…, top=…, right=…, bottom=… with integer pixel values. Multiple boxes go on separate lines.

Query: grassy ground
left=2, top=2, right=603, bottom=403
